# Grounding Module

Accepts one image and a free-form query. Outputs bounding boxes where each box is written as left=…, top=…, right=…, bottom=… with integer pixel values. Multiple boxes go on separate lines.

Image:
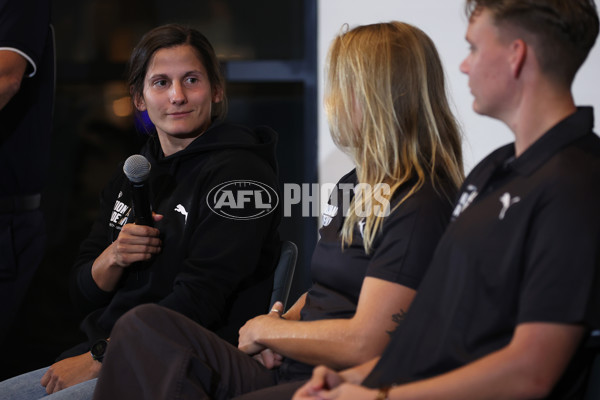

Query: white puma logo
left=499, top=192, right=520, bottom=220
left=358, top=218, right=366, bottom=238
left=174, top=204, right=188, bottom=223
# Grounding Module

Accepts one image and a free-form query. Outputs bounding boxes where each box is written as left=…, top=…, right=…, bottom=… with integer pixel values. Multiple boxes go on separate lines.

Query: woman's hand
left=294, top=366, right=378, bottom=400
left=305, top=383, right=378, bottom=400
left=293, top=362, right=381, bottom=400
left=104, top=222, right=162, bottom=266
left=293, top=366, right=346, bottom=399
left=238, top=301, right=284, bottom=355
left=92, top=213, right=163, bottom=291
left=252, top=348, right=284, bottom=369
left=40, top=353, right=102, bottom=394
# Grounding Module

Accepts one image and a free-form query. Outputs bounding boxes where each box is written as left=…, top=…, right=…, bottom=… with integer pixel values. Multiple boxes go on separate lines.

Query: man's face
left=460, top=8, right=515, bottom=119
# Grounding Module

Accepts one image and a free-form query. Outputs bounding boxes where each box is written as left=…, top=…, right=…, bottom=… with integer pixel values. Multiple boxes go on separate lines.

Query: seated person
left=291, top=1, right=600, bottom=399
left=0, top=24, right=281, bottom=399
left=91, top=21, right=465, bottom=400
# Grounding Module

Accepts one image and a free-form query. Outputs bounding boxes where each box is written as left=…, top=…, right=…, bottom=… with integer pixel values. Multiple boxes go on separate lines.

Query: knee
left=111, top=304, right=166, bottom=339
left=128, top=303, right=164, bottom=321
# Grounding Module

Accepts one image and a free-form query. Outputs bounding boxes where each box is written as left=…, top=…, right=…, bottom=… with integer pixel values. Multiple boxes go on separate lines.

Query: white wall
left=317, top=0, right=600, bottom=186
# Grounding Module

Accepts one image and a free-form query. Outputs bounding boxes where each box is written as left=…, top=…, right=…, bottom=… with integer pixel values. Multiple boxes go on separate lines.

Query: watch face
left=91, top=340, right=108, bottom=358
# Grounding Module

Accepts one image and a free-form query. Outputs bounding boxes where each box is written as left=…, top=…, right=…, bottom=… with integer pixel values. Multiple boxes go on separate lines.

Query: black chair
left=584, top=352, right=600, bottom=399
left=269, top=240, right=298, bottom=311
left=581, top=329, right=600, bottom=399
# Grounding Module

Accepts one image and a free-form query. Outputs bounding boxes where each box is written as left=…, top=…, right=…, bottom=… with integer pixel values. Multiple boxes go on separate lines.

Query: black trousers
left=232, top=380, right=306, bottom=400
left=0, top=211, right=46, bottom=344
left=93, top=304, right=309, bottom=400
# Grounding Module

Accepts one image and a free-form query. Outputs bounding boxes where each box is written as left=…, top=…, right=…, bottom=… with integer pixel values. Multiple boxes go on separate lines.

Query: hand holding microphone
left=91, top=155, right=163, bottom=291
left=120, top=154, right=164, bottom=263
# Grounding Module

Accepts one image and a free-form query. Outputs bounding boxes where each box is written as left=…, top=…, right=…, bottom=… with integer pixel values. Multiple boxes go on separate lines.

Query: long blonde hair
left=325, top=21, right=464, bottom=253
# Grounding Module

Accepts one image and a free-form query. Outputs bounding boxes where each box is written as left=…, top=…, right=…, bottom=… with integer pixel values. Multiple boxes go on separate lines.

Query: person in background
left=0, top=23, right=281, bottom=398
left=0, top=0, right=54, bottom=348
left=92, top=20, right=464, bottom=400
left=293, top=1, right=600, bottom=399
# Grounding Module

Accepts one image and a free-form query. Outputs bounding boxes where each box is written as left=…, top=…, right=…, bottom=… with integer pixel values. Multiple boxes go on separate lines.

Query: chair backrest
left=584, top=352, right=600, bottom=399
left=269, top=240, right=298, bottom=311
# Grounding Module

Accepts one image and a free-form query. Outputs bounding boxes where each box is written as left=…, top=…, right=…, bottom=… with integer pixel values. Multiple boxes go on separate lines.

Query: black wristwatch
left=90, top=339, right=109, bottom=363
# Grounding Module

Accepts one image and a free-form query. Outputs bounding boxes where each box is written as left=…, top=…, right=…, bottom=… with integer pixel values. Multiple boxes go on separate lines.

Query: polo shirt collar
left=506, top=106, right=595, bottom=176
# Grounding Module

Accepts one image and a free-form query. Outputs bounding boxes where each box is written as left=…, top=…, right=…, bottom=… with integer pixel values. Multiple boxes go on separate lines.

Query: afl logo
left=207, top=180, right=279, bottom=220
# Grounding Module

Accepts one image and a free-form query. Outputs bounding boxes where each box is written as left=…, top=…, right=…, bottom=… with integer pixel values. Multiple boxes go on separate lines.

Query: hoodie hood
left=142, top=122, right=279, bottom=173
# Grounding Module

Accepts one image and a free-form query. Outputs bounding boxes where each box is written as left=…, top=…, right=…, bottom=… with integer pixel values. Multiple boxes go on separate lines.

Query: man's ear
left=509, top=38, right=527, bottom=78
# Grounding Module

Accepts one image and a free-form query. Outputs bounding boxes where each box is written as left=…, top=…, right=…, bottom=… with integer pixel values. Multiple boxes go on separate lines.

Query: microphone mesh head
left=123, top=154, right=151, bottom=183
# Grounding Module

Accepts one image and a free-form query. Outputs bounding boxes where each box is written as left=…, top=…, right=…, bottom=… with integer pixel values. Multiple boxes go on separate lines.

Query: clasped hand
left=238, top=301, right=285, bottom=368
left=293, top=366, right=377, bottom=400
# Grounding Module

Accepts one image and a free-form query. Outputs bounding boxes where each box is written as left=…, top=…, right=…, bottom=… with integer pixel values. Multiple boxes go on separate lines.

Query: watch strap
left=90, top=339, right=109, bottom=362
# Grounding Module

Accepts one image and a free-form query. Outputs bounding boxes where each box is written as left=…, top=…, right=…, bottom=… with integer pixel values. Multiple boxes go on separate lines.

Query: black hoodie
left=63, top=122, right=281, bottom=358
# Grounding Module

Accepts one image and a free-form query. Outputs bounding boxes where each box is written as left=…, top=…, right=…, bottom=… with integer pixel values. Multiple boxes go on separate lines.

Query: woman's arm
left=282, top=292, right=307, bottom=320
left=238, top=276, right=415, bottom=369
left=382, top=322, right=583, bottom=400
left=294, top=323, right=584, bottom=400
left=69, top=173, right=130, bottom=313
left=251, top=293, right=307, bottom=369
left=239, top=176, right=452, bottom=371
left=239, top=184, right=451, bottom=368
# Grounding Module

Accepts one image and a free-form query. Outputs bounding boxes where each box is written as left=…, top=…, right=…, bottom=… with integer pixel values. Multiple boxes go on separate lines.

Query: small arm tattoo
left=386, top=309, right=407, bottom=336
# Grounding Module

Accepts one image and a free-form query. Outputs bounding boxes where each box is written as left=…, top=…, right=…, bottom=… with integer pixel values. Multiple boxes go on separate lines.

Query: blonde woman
left=93, top=21, right=463, bottom=400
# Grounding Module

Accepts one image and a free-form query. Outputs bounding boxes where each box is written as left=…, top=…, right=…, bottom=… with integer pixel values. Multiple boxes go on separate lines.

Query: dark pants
left=231, top=380, right=306, bottom=400
left=0, top=211, right=46, bottom=344
left=93, top=304, right=310, bottom=400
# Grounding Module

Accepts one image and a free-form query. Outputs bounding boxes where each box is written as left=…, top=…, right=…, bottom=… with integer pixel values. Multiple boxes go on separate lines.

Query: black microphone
left=123, top=154, right=153, bottom=226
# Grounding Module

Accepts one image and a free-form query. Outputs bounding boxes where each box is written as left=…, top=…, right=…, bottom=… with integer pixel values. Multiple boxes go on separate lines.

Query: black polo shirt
left=363, top=107, right=600, bottom=398
left=302, top=169, right=454, bottom=322
left=0, top=0, right=54, bottom=196
left=279, top=169, right=455, bottom=379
